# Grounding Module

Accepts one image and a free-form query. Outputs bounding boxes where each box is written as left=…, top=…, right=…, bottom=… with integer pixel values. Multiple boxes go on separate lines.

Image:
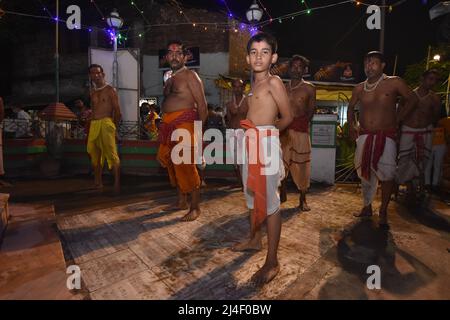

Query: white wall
left=89, top=48, right=140, bottom=122
left=142, top=52, right=229, bottom=107
left=311, top=114, right=338, bottom=185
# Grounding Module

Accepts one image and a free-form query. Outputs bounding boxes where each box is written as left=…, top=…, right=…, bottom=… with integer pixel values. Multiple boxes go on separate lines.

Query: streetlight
left=246, top=0, right=263, bottom=96
left=425, top=45, right=442, bottom=69
left=246, top=0, right=263, bottom=24
left=106, top=9, right=124, bottom=89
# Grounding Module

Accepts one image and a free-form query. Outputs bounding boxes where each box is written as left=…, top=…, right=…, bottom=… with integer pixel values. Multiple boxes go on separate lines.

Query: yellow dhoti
left=87, top=118, right=120, bottom=170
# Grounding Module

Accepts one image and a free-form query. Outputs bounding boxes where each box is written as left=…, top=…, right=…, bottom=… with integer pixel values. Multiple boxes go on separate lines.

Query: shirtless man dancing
left=397, top=69, right=441, bottom=199
left=348, top=51, right=417, bottom=229
left=279, top=55, right=316, bottom=211
left=87, top=64, right=122, bottom=194
left=157, top=40, right=208, bottom=221
left=232, top=32, right=292, bottom=285
left=225, top=78, right=248, bottom=187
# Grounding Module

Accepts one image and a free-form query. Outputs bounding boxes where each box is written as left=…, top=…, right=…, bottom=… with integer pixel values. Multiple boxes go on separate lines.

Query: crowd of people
left=0, top=31, right=448, bottom=287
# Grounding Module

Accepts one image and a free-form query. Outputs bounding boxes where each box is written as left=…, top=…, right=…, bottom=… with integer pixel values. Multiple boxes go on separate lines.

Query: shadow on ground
left=317, top=219, right=436, bottom=299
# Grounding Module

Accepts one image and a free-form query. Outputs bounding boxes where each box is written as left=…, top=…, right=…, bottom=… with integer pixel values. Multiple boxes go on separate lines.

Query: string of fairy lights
left=1, top=0, right=421, bottom=44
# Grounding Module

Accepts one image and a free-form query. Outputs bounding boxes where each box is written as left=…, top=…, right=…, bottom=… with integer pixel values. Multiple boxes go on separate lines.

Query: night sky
left=181, top=0, right=446, bottom=75
left=0, top=0, right=446, bottom=96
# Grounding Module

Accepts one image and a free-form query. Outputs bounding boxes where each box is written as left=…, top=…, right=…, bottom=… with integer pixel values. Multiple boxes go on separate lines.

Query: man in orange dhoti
left=280, top=55, right=316, bottom=211
left=157, top=40, right=207, bottom=222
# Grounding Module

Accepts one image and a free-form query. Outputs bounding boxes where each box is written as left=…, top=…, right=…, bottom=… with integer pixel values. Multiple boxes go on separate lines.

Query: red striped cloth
left=360, top=128, right=397, bottom=181
left=401, top=129, right=432, bottom=163
left=288, top=115, right=309, bottom=133
left=158, top=109, right=198, bottom=146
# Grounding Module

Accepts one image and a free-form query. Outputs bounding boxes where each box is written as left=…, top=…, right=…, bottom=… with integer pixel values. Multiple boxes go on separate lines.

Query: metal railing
left=2, top=118, right=158, bottom=141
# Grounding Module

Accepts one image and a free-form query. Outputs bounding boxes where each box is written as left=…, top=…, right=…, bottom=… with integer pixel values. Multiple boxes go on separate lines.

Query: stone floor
left=1, top=176, right=449, bottom=299
left=0, top=202, right=83, bottom=299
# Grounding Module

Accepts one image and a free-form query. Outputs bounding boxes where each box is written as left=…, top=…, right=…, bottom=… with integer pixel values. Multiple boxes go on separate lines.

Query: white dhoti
left=397, top=125, right=433, bottom=184
left=425, top=144, right=447, bottom=186
left=354, top=133, right=397, bottom=206
left=241, top=126, right=285, bottom=216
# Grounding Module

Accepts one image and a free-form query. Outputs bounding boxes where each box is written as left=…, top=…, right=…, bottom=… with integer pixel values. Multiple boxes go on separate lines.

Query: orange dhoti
left=156, top=109, right=200, bottom=194
left=281, top=115, right=311, bottom=192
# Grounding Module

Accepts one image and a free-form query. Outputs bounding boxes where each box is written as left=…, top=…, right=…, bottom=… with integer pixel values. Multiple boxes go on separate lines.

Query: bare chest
left=359, top=82, right=398, bottom=108
left=91, top=90, right=110, bottom=108
left=164, top=76, right=189, bottom=97
left=415, top=97, right=435, bottom=116
left=249, top=85, right=272, bottom=107
left=288, top=87, right=310, bottom=107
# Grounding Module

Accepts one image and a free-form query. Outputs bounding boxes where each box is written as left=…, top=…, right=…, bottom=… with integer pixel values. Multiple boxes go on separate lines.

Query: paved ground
left=0, top=175, right=449, bottom=299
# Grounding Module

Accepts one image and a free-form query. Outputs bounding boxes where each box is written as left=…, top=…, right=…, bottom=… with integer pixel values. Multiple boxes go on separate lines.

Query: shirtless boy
left=232, top=32, right=292, bottom=285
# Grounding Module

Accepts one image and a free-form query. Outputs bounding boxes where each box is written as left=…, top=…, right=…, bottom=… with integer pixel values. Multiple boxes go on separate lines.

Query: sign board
left=274, top=59, right=362, bottom=84
left=311, top=120, right=337, bottom=148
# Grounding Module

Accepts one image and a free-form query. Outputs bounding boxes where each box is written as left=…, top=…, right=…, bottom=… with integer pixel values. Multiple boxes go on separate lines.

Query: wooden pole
left=393, top=54, right=398, bottom=76
left=379, top=0, right=386, bottom=53
left=55, top=0, right=60, bottom=103
left=446, top=73, right=450, bottom=115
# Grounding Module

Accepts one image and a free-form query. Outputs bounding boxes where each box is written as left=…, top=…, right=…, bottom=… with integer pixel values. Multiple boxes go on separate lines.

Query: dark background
left=0, top=0, right=447, bottom=96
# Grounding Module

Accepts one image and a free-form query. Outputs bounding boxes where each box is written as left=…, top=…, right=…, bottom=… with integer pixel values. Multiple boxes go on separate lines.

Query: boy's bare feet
left=251, top=262, right=280, bottom=286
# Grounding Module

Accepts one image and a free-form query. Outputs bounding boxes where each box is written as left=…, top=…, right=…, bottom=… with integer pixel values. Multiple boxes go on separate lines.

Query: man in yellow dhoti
left=87, top=64, right=122, bottom=193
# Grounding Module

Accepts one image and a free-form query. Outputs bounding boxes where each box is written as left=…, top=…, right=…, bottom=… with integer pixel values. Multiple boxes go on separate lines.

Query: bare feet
left=299, top=200, right=311, bottom=212
left=299, top=192, right=310, bottom=211
left=166, top=199, right=189, bottom=211
left=353, top=205, right=373, bottom=218
left=93, top=183, right=103, bottom=190
left=181, top=208, right=200, bottom=222
left=0, top=180, right=12, bottom=187
left=251, top=262, right=280, bottom=286
left=378, top=211, right=389, bottom=230
left=231, top=239, right=262, bottom=252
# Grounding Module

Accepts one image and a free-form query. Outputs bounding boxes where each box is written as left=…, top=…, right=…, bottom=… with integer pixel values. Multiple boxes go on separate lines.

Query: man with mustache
left=348, top=51, right=418, bottom=229
left=157, top=40, right=208, bottom=221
